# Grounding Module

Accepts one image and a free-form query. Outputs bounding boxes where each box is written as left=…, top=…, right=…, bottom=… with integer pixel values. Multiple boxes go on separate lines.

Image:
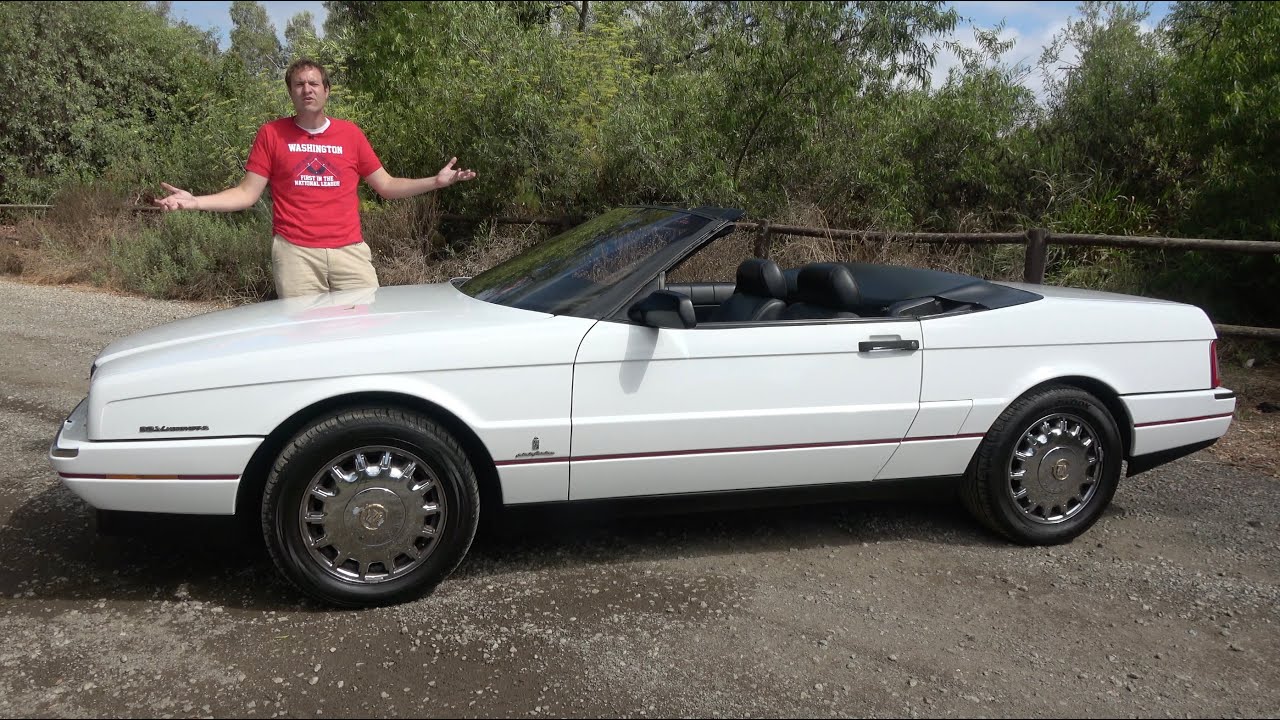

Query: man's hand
left=155, top=183, right=197, bottom=211
left=364, top=163, right=477, bottom=200
left=434, top=158, right=478, bottom=188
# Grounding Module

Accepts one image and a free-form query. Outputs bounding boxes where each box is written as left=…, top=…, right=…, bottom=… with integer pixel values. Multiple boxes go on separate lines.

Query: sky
left=169, top=0, right=329, bottom=44
left=168, top=0, right=1175, bottom=99
left=938, top=1, right=1173, bottom=98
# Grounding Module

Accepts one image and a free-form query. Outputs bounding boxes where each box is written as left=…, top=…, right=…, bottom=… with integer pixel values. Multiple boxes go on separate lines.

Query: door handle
left=858, top=339, right=919, bottom=353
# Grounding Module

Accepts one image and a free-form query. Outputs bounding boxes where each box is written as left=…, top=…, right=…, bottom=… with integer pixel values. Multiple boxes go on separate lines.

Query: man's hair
left=285, top=59, right=330, bottom=90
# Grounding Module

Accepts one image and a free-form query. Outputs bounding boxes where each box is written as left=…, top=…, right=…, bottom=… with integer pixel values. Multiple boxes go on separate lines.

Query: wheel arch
left=1018, top=376, right=1133, bottom=456
left=234, top=392, right=503, bottom=522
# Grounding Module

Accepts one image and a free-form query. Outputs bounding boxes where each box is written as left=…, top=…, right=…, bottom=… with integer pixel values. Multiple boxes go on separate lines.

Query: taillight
left=1210, top=340, right=1220, bottom=389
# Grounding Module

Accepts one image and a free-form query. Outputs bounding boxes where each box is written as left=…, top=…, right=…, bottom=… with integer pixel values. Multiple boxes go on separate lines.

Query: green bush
left=2, top=0, right=1278, bottom=328
left=110, top=210, right=274, bottom=301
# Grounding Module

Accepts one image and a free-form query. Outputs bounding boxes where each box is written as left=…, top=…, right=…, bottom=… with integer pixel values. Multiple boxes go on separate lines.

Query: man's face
left=289, top=67, right=329, bottom=115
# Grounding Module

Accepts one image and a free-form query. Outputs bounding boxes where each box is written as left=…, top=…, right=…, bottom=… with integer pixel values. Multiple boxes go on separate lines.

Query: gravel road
left=2, top=277, right=1278, bottom=718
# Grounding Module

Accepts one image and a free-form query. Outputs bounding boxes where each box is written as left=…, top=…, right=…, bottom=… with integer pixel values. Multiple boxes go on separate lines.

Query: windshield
left=460, top=207, right=713, bottom=315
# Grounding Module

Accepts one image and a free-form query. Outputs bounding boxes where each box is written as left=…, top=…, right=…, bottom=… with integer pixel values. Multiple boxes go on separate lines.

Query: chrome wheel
left=1007, top=413, right=1103, bottom=524
left=299, top=446, right=446, bottom=584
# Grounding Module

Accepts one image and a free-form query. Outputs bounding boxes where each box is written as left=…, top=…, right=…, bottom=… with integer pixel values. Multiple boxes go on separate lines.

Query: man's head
left=285, top=59, right=330, bottom=116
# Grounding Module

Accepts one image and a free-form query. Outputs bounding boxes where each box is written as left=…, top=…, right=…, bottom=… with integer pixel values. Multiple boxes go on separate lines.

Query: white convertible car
left=50, top=206, right=1236, bottom=606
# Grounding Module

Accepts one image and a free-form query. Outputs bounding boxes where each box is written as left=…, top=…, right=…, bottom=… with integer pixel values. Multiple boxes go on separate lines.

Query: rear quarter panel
left=920, top=292, right=1216, bottom=435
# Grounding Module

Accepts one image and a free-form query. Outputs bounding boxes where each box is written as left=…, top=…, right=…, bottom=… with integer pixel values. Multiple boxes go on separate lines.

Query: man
left=155, top=58, right=477, bottom=299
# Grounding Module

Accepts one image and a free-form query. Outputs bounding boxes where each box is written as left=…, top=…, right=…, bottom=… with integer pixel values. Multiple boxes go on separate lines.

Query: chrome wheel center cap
left=360, top=503, right=387, bottom=531
left=1051, top=458, right=1071, bottom=481
left=343, top=488, right=406, bottom=547
left=1036, top=446, right=1082, bottom=491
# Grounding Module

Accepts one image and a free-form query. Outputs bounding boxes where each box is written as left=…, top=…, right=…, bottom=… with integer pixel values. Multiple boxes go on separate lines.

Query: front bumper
left=49, top=398, right=261, bottom=515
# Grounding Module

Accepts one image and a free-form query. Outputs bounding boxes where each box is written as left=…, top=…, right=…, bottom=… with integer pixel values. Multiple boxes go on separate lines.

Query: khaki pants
left=272, top=236, right=379, bottom=299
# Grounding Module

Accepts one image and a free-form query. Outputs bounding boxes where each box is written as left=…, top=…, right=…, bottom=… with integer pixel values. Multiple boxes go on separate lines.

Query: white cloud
left=931, top=2, right=1170, bottom=103
left=927, top=28, right=981, bottom=90
left=1019, top=19, right=1077, bottom=104
left=263, top=1, right=328, bottom=40
left=928, top=13, right=1076, bottom=105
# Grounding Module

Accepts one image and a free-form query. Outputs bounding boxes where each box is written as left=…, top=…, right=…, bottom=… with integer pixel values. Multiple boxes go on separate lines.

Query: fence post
left=1023, top=228, right=1049, bottom=284
left=755, top=220, right=772, bottom=259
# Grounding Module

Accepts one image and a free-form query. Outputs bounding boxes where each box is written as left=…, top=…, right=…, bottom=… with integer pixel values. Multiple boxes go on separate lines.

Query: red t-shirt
left=245, top=117, right=383, bottom=249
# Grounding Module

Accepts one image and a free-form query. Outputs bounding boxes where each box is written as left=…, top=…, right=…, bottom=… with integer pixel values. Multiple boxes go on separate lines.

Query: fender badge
left=515, top=436, right=555, bottom=459
left=139, top=425, right=210, bottom=433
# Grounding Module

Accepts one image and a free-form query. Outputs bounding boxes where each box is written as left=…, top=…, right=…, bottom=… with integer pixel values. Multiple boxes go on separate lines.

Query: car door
left=567, top=317, right=923, bottom=500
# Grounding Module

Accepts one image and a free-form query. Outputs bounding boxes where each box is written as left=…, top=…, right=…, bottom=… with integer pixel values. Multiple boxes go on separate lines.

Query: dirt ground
left=1, top=277, right=1277, bottom=719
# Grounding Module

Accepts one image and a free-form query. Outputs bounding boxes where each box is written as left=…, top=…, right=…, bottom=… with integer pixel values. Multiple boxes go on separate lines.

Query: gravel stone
left=0, top=277, right=1277, bottom=718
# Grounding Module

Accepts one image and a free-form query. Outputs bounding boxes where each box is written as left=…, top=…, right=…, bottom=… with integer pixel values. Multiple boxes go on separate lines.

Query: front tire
left=962, top=386, right=1123, bottom=545
left=261, top=407, right=480, bottom=607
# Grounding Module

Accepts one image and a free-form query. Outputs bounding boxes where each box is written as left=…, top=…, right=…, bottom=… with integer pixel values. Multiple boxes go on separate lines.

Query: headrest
left=794, top=263, right=861, bottom=310
left=735, top=258, right=787, bottom=299
left=783, top=267, right=802, bottom=298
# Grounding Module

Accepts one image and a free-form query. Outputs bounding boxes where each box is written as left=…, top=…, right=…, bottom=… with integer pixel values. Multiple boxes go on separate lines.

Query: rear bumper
left=1122, top=388, right=1235, bottom=475
left=49, top=398, right=259, bottom=515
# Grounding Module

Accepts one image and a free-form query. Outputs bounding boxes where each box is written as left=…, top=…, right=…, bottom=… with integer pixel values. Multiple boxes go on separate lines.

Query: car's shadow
left=0, top=481, right=1123, bottom=611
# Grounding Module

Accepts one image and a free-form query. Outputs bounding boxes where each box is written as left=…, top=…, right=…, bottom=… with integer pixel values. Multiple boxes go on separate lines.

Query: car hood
left=97, top=282, right=547, bottom=365
left=90, top=282, right=597, bottom=399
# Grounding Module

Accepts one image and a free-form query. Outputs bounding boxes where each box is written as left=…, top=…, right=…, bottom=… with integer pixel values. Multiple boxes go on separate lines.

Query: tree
left=1031, top=1, right=1171, bottom=234
left=1164, top=0, right=1280, bottom=240
left=0, top=1, right=222, bottom=202
left=284, top=11, right=319, bottom=59
left=229, top=0, right=284, bottom=76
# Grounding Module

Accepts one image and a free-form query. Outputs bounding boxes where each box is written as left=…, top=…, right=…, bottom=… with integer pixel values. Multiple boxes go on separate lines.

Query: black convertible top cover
left=784, top=262, right=1041, bottom=311
left=845, top=263, right=1040, bottom=309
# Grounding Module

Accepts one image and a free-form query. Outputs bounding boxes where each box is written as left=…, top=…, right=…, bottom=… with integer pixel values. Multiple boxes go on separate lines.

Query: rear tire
left=261, top=407, right=479, bottom=607
left=962, top=386, right=1122, bottom=545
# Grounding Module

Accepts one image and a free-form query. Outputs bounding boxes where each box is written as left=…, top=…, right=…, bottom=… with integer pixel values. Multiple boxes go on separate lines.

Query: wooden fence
left=434, top=213, right=1280, bottom=341
left=3, top=203, right=1277, bottom=340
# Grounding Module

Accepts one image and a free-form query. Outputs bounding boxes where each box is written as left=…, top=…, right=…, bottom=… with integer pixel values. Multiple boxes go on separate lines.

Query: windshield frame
left=459, top=205, right=740, bottom=320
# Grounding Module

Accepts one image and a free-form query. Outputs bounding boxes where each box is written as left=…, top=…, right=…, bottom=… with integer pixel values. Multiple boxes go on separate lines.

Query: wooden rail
left=730, top=222, right=1280, bottom=340
left=4, top=203, right=1277, bottom=340
left=439, top=214, right=1280, bottom=341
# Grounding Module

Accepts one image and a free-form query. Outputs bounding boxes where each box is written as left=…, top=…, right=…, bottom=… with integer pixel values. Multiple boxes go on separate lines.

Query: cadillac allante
left=50, top=206, right=1236, bottom=606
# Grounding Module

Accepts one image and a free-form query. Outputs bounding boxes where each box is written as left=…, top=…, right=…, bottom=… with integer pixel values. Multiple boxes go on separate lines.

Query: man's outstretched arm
left=155, top=172, right=268, bottom=212
left=363, top=158, right=478, bottom=201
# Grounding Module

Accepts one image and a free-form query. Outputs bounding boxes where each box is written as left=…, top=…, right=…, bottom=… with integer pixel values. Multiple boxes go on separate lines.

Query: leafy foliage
left=0, top=1, right=222, bottom=202
left=1, top=0, right=1277, bottom=324
left=1164, top=1, right=1280, bottom=240
left=229, top=0, right=285, bottom=77
left=112, top=210, right=274, bottom=300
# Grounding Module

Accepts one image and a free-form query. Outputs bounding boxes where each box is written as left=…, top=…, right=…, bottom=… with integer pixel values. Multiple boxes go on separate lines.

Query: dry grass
left=7, top=216, right=120, bottom=286
left=427, top=224, right=545, bottom=282
left=1208, top=358, right=1280, bottom=478
left=365, top=198, right=548, bottom=287
left=0, top=223, right=21, bottom=274
left=362, top=196, right=447, bottom=286
left=1, top=184, right=144, bottom=287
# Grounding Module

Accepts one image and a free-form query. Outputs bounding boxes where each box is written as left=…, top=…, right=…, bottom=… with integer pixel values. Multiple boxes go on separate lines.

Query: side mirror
left=627, top=290, right=696, bottom=329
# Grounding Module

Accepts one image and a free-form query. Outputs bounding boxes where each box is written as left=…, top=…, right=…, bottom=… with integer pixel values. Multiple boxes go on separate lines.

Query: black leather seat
left=780, top=263, right=861, bottom=320
left=665, top=281, right=737, bottom=322
left=707, top=258, right=788, bottom=322
left=782, top=266, right=802, bottom=301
